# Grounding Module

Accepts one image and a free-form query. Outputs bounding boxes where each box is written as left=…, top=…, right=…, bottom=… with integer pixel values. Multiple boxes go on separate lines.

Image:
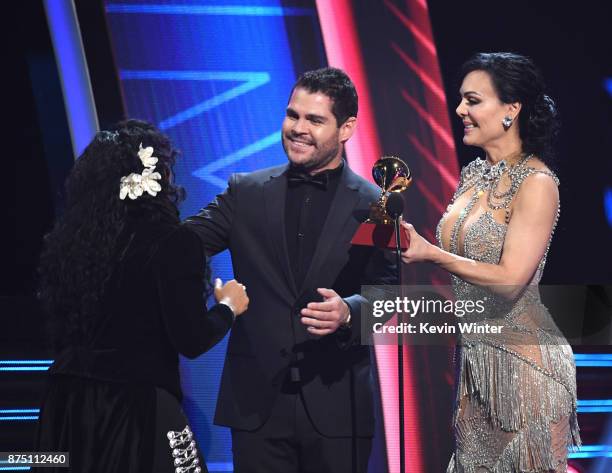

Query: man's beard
left=284, top=138, right=340, bottom=173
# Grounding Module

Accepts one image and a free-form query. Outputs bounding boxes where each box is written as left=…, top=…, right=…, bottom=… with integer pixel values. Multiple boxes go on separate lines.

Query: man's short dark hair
left=292, top=67, right=358, bottom=126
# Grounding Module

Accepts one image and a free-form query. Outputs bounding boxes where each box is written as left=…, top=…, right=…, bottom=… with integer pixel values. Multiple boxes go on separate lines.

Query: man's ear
left=339, top=117, right=357, bottom=143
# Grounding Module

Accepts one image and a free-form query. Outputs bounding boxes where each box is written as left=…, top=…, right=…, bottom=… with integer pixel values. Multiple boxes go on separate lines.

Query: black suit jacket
left=185, top=163, right=396, bottom=437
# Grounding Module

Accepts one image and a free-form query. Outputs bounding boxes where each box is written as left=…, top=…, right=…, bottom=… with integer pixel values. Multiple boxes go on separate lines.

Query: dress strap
left=526, top=168, right=560, bottom=186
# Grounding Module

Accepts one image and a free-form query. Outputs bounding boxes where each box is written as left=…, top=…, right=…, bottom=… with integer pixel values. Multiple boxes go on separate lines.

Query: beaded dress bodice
left=436, top=156, right=560, bottom=319
left=439, top=157, right=580, bottom=473
left=437, top=156, right=559, bottom=277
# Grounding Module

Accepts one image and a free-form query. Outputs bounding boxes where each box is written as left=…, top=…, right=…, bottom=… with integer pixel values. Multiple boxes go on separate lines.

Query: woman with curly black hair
left=35, top=119, right=248, bottom=473
left=400, top=53, right=580, bottom=471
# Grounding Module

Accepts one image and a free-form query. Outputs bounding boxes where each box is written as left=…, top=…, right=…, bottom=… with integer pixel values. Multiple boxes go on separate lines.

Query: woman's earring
left=502, top=116, right=513, bottom=129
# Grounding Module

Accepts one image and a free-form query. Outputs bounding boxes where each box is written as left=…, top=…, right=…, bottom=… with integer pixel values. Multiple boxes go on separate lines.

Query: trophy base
left=351, top=222, right=409, bottom=250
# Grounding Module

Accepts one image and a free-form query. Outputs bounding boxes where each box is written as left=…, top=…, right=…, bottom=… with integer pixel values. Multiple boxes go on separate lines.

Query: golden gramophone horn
left=351, top=156, right=412, bottom=247
left=370, top=157, right=412, bottom=222
left=372, top=156, right=412, bottom=194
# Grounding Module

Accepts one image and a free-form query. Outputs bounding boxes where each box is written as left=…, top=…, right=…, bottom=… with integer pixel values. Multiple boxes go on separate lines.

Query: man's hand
left=300, top=288, right=350, bottom=336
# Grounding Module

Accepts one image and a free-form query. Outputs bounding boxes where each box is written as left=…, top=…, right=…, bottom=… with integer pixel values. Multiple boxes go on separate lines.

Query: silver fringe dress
left=437, top=157, right=581, bottom=472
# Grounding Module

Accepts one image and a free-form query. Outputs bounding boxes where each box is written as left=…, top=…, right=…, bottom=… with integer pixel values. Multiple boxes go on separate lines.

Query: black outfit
left=285, top=163, right=344, bottom=288
left=35, top=221, right=234, bottom=473
left=185, top=162, right=396, bottom=473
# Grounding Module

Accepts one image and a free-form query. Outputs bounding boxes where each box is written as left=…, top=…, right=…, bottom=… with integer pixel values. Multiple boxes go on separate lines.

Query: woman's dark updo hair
left=38, top=119, right=209, bottom=351
left=69, top=119, right=184, bottom=213
left=460, top=52, right=559, bottom=161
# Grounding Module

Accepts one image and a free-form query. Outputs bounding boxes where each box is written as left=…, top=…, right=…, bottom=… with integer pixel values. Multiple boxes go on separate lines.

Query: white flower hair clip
left=119, top=143, right=162, bottom=200
left=138, top=143, right=158, bottom=168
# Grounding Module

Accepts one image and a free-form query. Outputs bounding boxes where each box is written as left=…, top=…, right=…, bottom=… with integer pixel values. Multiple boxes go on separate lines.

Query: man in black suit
left=185, top=67, right=396, bottom=473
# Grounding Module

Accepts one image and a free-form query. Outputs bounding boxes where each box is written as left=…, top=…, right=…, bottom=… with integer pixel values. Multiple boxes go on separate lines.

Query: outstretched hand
left=300, top=288, right=350, bottom=336
left=400, top=220, right=435, bottom=264
left=214, top=278, right=249, bottom=316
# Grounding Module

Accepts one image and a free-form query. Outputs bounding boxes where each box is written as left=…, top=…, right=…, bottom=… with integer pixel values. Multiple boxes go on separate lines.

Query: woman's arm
left=402, top=172, right=559, bottom=298
left=154, top=227, right=239, bottom=358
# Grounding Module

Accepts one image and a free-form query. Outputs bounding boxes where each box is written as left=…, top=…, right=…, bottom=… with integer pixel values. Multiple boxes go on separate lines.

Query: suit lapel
left=263, top=165, right=298, bottom=298
left=299, top=165, right=362, bottom=294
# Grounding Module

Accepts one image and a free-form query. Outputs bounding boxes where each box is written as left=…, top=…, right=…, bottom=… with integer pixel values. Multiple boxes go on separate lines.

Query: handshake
left=214, top=278, right=250, bottom=317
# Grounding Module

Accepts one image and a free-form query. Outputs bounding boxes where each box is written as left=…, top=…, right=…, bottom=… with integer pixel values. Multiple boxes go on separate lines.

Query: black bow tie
left=287, top=169, right=329, bottom=190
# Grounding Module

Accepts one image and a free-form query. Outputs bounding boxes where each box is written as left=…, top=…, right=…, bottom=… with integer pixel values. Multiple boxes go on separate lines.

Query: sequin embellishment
left=437, top=157, right=580, bottom=473
left=167, top=426, right=202, bottom=473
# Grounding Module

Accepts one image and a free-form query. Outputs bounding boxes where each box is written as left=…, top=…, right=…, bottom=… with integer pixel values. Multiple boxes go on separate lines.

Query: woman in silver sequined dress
left=400, top=53, right=580, bottom=472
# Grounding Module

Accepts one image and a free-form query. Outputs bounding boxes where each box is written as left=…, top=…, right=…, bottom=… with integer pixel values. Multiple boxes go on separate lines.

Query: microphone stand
left=386, top=191, right=406, bottom=473
left=393, top=214, right=405, bottom=473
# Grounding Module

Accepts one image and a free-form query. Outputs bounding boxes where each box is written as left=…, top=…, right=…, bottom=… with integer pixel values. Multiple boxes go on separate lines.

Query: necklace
left=485, top=154, right=532, bottom=211
left=449, top=153, right=532, bottom=226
